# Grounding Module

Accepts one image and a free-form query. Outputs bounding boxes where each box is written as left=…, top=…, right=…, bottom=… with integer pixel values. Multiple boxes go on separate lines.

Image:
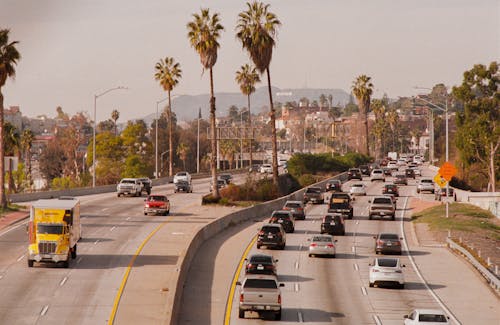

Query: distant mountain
left=139, top=86, right=351, bottom=125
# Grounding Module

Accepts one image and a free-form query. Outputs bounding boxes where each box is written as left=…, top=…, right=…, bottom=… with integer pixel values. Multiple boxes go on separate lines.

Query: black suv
left=137, top=177, right=152, bottom=195
left=321, top=213, right=345, bottom=235
left=269, top=210, right=295, bottom=233
left=359, top=165, right=370, bottom=176
left=218, top=173, right=233, bottom=184
left=245, top=254, right=278, bottom=275
left=347, top=168, right=362, bottom=180
left=328, top=193, right=354, bottom=219
left=404, top=168, right=415, bottom=179
left=257, top=224, right=286, bottom=250
left=326, top=179, right=342, bottom=192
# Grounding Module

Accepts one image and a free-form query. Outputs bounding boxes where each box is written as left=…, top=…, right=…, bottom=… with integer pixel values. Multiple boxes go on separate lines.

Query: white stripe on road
left=298, top=311, right=304, bottom=322
left=351, top=246, right=356, bottom=253
left=373, top=314, right=382, bottom=325
left=354, top=263, right=359, bottom=271
left=126, top=217, right=131, bottom=221
left=361, top=286, right=367, bottom=296
left=171, top=232, right=184, bottom=235
left=356, top=220, right=359, bottom=225
left=17, top=254, right=25, bottom=262
left=60, top=276, right=68, bottom=286
left=40, top=305, right=49, bottom=316
left=102, top=208, right=109, bottom=211
left=76, top=257, right=83, bottom=264
left=295, top=283, right=300, bottom=292
left=295, top=261, right=299, bottom=269
left=110, top=226, right=116, bottom=232
left=94, top=240, right=99, bottom=245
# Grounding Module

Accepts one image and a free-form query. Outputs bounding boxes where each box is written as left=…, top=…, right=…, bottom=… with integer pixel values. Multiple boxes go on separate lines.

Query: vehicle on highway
left=269, top=210, right=295, bottom=233
left=397, top=158, right=407, bottom=166
left=417, top=178, right=435, bottom=194
left=369, top=257, right=405, bottom=289
left=245, top=254, right=278, bottom=275
left=394, top=173, right=408, bottom=185
left=28, top=197, right=81, bottom=268
left=278, top=158, right=288, bottom=167
left=368, top=163, right=380, bottom=173
left=320, top=213, right=345, bottom=235
left=175, top=180, right=193, bottom=193
left=374, top=233, right=402, bottom=254
left=327, top=195, right=353, bottom=219
left=143, top=194, right=170, bottom=215
left=248, top=164, right=261, bottom=173
left=237, top=274, right=284, bottom=320
left=405, top=168, right=416, bottom=179
left=117, top=178, right=143, bottom=197
left=303, top=186, right=325, bottom=204
left=370, top=168, right=385, bottom=182
left=387, top=161, right=398, bottom=171
left=410, top=166, right=421, bottom=176
left=404, top=309, right=450, bottom=324
left=382, top=167, right=392, bottom=176
left=382, top=184, right=399, bottom=197
left=349, top=183, right=367, bottom=196
left=308, top=234, right=337, bottom=257
left=218, top=173, right=232, bottom=184
left=347, top=168, right=363, bottom=180
left=173, top=171, right=191, bottom=184
left=359, top=164, right=370, bottom=176
left=369, top=196, right=396, bottom=220
left=326, top=179, right=342, bottom=192
left=282, top=200, right=305, bottom=220
left=435, top=187, right=454, bottom=201
left=137, top=177, right=152, bottom=195
left=257, top=224, right=286, bottom=249
left=260, top=164, right=272, bottom=174
left=209, top=178, right=226, bottom=192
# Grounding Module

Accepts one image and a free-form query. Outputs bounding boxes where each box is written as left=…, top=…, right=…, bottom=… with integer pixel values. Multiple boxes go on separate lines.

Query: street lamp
left=155, top=98, right=168, bottom=179
left=93, top=86, right=127, bottom=188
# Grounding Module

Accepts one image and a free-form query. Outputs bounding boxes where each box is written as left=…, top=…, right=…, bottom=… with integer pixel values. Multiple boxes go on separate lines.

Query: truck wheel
left=144, top=212, right=147, bottom=215
left=117, top=193, right=121, bottom=197
left=369, top=282, right=374, bottom=287
left=71, top=245, right=77, bottom=259
left=275, top=310, right=281, bottom=321
left=391, top=215, right=395, bottom=221
left=28, top=259, right=34, bottom=267
left=369, top=215, right=373, bottom=220
left=238, top=309, right=245, bottom=319
left=256, top=244, right=261, bottom=249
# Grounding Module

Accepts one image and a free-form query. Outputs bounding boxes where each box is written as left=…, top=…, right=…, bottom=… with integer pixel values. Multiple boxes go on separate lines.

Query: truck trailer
left=27, top=197, right=81, bottom=268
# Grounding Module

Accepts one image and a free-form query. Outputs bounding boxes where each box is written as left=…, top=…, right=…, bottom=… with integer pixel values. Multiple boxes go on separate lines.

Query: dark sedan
left=245, top=254, right=278, bottom=275
left=320, top=213, right=345, bottom=235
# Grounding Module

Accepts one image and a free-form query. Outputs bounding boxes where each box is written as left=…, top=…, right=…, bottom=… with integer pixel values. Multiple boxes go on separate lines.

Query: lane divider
left=298, top=311, right=304, bottom=322
left=16, top=254, right=25, bottom=262
left=373, top=314, right=382, bottom=325
left=361, top=286, right=367, bottom=296
left=60, top=276, right=68, bottom=286
left=294, top=283, right=300, bottom=292
left=354, top=263, right=359, bottom=271
left=223, top=235, right=257, bottom=325
left=40, top=305, right=49, bottom=316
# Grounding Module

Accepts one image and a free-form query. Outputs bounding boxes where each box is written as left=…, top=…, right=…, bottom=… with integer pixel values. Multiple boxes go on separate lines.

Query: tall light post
left=93, top=86, right=127, bottom=188
left=415, top=87, right=449, bottom=218
left=155, top=97, right=168, bottom=179
left=197, top=107, right=201, bottom=174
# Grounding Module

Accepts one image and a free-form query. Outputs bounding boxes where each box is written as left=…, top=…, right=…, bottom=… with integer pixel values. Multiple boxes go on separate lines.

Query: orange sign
left=438, top=161, right=457, bottom=181
left=434, top=173, right=447, bottom=188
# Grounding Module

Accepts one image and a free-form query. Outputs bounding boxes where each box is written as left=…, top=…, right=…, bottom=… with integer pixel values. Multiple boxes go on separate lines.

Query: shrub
left=202, top=194, right=220, bottom=204
left=297, top=174, right=316, bottom=187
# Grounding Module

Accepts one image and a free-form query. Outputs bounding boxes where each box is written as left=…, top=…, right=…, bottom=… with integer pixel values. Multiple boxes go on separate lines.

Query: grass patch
left=412, top=203, right=500, bottom=240
left=0, top=203, right=26, bottom=217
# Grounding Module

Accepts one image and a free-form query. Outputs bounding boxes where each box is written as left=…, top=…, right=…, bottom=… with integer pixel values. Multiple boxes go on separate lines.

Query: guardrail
left=446, top=237, right=500, bottom=293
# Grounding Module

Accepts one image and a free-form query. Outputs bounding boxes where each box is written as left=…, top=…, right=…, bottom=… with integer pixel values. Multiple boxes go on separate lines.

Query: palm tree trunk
left=266, top=68, right=279, bottom=187
left=168, top=90, right=173, bottom=177
left=210, top=68, right=219, bottom=198
left=247, top=94, right=253, bottom=168
left=0, top=91, right=6, bottom=208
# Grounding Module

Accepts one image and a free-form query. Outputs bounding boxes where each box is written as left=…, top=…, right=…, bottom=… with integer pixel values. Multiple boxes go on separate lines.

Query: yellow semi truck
left=27, top=197, right=81, bottom=268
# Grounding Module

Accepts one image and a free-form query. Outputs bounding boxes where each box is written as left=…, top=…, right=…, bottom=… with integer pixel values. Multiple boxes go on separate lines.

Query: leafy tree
left=228, top=105, right=239, bottom=123
left=343, top=102, right=359, bottom=116
left=97, top=119, right=115, bottom=133
left=452, top=61, right=499, bottom=191
left=40, top=141, right=66, bottom=184
left=187, top=8, right=224, bottom=198
left=87, top=131, right=123, bottom=185
left=235, top=63, right=260, bottom=166
left=155, top=56, right=182, bottom=177
left=319, top=94, right=328, bottom=109
left=236, top=1, right=281, bottom=186
left=56, top=106, right=69, bottom=120
left=352, top=75, right=374, bottom=155
left=0, top=29, right=20, bottom=206
left=177, top=142, right=189, bottom=170
left=20, top=129, right=34, bottom=187
left=111, top=109, right=120, bottom=136
left=220, top=140, right=238, bottom=169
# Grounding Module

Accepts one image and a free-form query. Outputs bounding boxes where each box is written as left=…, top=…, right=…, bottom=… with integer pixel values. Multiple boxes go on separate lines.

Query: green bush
left=297, top=174, right=317, bottom=187
left=287, top=152, right=371, bottom=179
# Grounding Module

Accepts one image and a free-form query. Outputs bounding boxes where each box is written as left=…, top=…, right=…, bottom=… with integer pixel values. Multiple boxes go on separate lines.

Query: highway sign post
left=438, top=161, right=457, bottom=181
left=434, top=173, right=448, bottom=188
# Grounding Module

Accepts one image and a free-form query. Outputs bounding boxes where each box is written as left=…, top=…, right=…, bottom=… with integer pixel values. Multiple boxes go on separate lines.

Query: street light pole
left=197, top=108, right=201, bottom=173
left=93, top=86, right=127, bottom=188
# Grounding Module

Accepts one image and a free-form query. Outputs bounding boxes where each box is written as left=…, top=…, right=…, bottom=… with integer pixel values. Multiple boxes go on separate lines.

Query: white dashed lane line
left=40, top=305, right=49, bottom=316
left=298, top=311, right=304, bottom=322
left=361, top=286, right=367, bottom=295
left=294, top=261, right=299, bottom=269
left=294, top=283, right=300, bottom=292
left=373, top=315, right=382, bottom=325
left=17, top=254, right=25, bottom=262
left=76, top=257, right=83, bottom=264
left=60, top=276, right=68, bottom=286
left=110, top=226, right=116, bottom=232
left=354, top=263, right=359, bottom=271
left=94, top=240, right=100, bottom=245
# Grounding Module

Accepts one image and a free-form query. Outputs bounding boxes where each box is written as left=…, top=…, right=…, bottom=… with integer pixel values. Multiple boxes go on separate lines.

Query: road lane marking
left=224, top=236, right=257, bottom=325
left=0, top=275, right=3, bottom=280
left=17, top=254, right=25, bottom=262
left=373, top=315, right=382, bottom=325
left=354, top=263, right=359, bottom=271
left=295, top=261, right=299, bottom=269
left=399, top=196, right=461, bottom=325
left=40, top=305, right=49, bottom=316
left=126, top=217, right=131, bottom=221
left=94, top=240, right=100, bottom=245
left=110, top=226, right=116, bottom=232
left=298, top=311, right=304, bottom=322
left=361, top=286, right=367, bottom=295
left=172, top=232, right=184, bottom=235
left=76, top=257, right=83, bottom=264
left=102, top=208, right=109, bottom=211
left=60, top=276, right=68, bottom=286
left=351, top=246, right=356, bottom=253
left=356, top=220, right=359, bottom=225
left=295, top=283, right=300, bottom=292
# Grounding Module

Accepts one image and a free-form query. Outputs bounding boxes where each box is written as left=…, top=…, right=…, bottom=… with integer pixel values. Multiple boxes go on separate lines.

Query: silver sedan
left=308, top=235, right=337, bottom=257
left=349, top=183, right=367, bottom=196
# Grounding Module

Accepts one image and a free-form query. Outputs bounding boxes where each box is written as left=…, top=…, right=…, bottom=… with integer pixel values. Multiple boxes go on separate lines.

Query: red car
left=382, top=184, right=399, bottom=197
left=143, top=194, right=170, bottom=215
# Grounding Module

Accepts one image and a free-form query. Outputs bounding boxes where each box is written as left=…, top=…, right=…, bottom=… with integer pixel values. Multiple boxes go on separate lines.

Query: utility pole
left=197, top=107, right=201, bottom=173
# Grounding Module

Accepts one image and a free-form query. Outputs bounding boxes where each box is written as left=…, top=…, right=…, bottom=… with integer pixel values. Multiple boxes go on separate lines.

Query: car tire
left=71, top=245, right=77, bottom=259
left=238, top=309, right=245, bottom=319
left=391, top=215, right=395, bottom=221
left=117, top=193, right=121, bottom=197
left=417, top=189, right=420, bottom=193
left=369, top=215, right=373, bottom=220
left=28, top=259, right=34, bottom=267
left=308, top=254, right=312, bottom=257
left=275, top=311, right=281, bottom=321
left=341, top=230, right=345, bottom=236
left=369, top=282, right=374, bottom=287
left=280, top=244, right=285, bottom=250
left=257, top=244, right=261, bottom=249
left=399, top=283, right=405, bottom=289
left=144, top=212, right=147, bottom=215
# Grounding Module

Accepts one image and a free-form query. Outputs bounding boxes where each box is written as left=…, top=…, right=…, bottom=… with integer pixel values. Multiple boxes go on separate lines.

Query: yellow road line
left=108, top=218, right=171, bottom=324
left=224, top=235, right=257, bottom=325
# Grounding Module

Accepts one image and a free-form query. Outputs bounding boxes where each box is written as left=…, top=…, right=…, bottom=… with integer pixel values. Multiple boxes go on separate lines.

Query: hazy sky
left=1, top=0, right=499, bottom=122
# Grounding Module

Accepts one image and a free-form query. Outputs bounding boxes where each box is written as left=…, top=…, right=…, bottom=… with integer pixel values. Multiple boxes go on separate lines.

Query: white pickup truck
left=237, top=274, right=284, bottom=320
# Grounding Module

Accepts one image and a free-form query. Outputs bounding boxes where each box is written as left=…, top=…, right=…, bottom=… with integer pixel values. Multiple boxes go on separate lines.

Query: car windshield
left=122, top=180, right=135, bottom=184
left=324, top=215, right=341, bottom=223
left=373, top=198, right=392, bottom=204
left=272, top=213, right=290, bottom=219
left=380, top=234, right=399, bottom=240
left=352, top=184, right=363, bottom=188
left=249, top=255, right=272, bottom=263
left=306, top=188, right=321, bottom=193
left=377, top=259, right=398, bottom=267
left=419, top=314, right=448, bottom=322
left=37, top=224, right=64, bottom=234
left=244, top=279, right=277, bottom=289
left=386, top=185, right=396, bottom=189
left=312, top=236, right=331, bottom=242
left=285, top=203, right=301, bottom=208
left=262, top=226, right=279, bottom=234
left=421, top=179, right=433, bottom=183
left=176, top=173, right=186, bottom=176
left=148, top=196, right=166, bottom=201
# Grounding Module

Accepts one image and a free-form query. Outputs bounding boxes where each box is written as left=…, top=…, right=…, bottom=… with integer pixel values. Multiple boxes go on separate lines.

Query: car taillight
left=247, top=264, right=252, bottom=269
left=258, top=231, right=264, bottom=236
left=327, top=244, right=334, bottom=248
left=277, top=294, right=281, bottom=304
left=377, top=240, right=384, bottom=245
left=283, top=207, right=290, bottom=210
left=310, top=243, right=317, bottom=247
left=372, top=268, right=380, bottom=272
left=240, top=294, right=244, bottom=302
left=297, top=207, right=303, bottom=211
left=395, top=241, right=401, bottom=246
left=145, top=203, right=150, bottom=208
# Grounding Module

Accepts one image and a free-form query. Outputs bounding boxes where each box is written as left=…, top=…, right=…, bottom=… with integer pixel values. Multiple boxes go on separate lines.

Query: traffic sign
left=438, top=161, right=457, bottom=181
left=434, top=173, right=448, bottom=188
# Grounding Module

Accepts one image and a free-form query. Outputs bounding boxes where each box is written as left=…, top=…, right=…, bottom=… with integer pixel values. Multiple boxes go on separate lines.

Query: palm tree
left=236, top=1, right=281, bottom=186
left=0, top=29, right=20, bottom=207
left=154, top=56, right=182, bottom=177
left=111, top=109, right=120, bottom=136
left=235, top=63, right=260, bottom=168
left=177, top=142, right=189, bottom=170
left=187, top=8, right=224, bottom=198
left=351, top=75, right=374, bottom=156
left=386, top=108, right=399, bottom=151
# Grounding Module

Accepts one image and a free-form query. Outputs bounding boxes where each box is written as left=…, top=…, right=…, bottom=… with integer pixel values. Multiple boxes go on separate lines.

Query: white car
left=308, top=234, right=336, bottom=257
left=404, top=309, right=450, bottom=324
left=173, top=171, right=191, bottom=184
left=370, top=169, right=385, bottom=182
left=349, top=183, right=367, bottom=196
left=410, top=167, right=421, bottom=176
left=417, top=178, right=435, bottom=193
left=260, top=164, right=272, bottom=173
left=369, top=257, right=405, bottom=288
left=387, top=161, right=398, bottom=171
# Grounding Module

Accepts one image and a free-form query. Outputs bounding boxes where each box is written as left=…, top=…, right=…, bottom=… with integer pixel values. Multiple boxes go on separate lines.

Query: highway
left=179, top=168, right=499, bottom=325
